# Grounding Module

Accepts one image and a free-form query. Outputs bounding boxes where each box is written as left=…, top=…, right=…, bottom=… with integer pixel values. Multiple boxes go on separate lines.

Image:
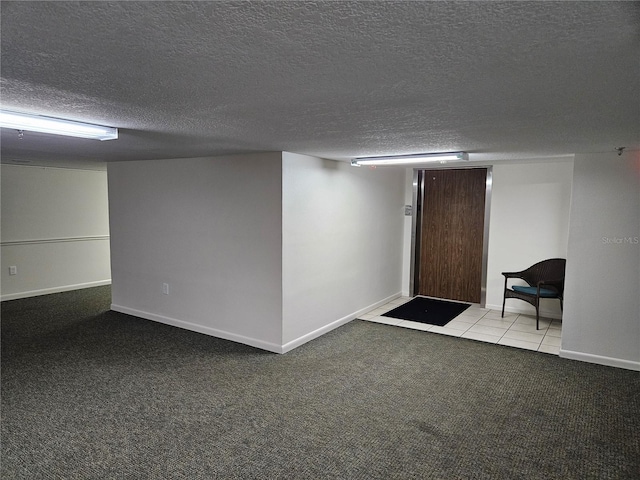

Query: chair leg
left=501, top=295, right=506, bottom=318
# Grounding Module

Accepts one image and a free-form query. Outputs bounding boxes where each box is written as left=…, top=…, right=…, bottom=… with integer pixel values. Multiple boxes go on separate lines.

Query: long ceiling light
left=0, top=110, right=118, bottom=141
left=352, top=152, right=468, bottom=166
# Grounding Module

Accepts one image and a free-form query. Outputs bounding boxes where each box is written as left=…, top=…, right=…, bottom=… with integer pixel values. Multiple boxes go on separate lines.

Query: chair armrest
left=502, top=271, right=524, bottom=279
left=502, top=271, right=525, bottom=291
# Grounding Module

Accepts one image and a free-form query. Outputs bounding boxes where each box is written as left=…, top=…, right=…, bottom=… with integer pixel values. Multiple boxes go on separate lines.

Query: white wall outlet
left=9, top=266, right=17, bottom=276
left=162, top=283, right=169, bottom=295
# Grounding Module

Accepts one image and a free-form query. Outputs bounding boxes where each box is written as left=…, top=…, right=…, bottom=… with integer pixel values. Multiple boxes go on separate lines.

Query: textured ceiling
left=1, top=1, right=639, bottom=168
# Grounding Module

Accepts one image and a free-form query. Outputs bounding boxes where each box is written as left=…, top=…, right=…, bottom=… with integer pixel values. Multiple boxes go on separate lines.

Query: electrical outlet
left=9, top=266, right=17, bottom=276
left=162, top=283, right=169, bottom=295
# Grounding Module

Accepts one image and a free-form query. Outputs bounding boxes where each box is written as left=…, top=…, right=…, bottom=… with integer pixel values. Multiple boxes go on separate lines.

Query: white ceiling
left=1, top=1, right=639, bottom=169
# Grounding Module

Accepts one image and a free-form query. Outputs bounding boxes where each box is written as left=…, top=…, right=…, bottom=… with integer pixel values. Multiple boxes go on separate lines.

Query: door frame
left=409, top=166, right=493, bottom=306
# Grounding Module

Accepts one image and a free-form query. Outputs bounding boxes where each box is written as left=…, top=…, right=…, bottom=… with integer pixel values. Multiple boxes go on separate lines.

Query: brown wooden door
left=416, top=168, right=486, bottom=303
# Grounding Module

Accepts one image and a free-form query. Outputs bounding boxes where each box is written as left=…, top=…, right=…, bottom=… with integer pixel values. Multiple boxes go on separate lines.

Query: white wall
left=109, top=153, right=406, bottom=353
left=561, top=152, right=640, bottom=370
left=1, top=164, right=111, bottom=300
left=485, top=159, right=574, bottom=316
left=108, top=154, right=284, bottom=352
left=281, top=153, right=405, bottom=350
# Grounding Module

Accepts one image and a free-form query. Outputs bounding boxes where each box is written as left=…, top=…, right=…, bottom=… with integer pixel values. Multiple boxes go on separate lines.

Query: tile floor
left=360, top=296, right=562, bottom=355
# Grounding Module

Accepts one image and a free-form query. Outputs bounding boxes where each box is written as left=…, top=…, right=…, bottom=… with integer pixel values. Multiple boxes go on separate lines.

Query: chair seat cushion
left=511, top=285, right=558, bottom=297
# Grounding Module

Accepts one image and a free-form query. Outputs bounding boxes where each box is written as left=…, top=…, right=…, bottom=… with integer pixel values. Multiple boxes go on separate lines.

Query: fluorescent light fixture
left=352, top=152, right=468, bottom=166
left=0, top=110, right=118, bottom=141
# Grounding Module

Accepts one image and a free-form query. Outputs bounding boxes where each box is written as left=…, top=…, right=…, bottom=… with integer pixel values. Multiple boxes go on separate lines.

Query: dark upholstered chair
left=501, top=258, right=566, bottom=330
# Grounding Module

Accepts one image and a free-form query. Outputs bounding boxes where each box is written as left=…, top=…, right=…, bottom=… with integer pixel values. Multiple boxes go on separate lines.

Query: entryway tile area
left=360, top=297, right=562, bottom=355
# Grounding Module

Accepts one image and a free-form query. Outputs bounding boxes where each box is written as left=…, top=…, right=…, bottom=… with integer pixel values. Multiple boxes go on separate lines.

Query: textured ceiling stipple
left=1, top=1, right=639, bottom=168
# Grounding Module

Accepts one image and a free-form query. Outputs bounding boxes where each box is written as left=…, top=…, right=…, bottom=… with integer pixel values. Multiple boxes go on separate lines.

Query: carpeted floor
left=2, top=286, right=639, bottom=479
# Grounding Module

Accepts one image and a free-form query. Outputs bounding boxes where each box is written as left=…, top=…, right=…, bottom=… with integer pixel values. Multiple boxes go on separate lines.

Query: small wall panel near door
left=417, top=168, right=487, bottom=303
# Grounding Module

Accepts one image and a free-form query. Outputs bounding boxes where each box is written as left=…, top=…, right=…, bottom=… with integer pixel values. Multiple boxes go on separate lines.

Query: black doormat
left=383, top=297, right=471, bottom=327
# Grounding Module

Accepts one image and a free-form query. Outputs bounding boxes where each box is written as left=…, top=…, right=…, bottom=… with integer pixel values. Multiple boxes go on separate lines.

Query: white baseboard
left=112, top=292, right=403, bottom=354
left=484, top=302, right=563, bottom=320
left=1, top=280, right=112, bottom=302
left=280, top=291, right=402, bottom=354
left=110, top=304, right=284, bottom=353
left=357, top=291, right=403, bottom=317
left=559, top=349, right=640, bottom=371
left=281, top=313, right=354, bottom=353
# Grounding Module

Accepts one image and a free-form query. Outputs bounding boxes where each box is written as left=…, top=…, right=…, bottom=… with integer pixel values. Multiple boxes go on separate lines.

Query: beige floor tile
left=429, top=326, right=464, bottom=337
left=461, top=331, right=501, bottom=343
left=544, top=328, right=562, bottom=338
left=465, top=305, right=491, bottom=313
left=483, top=310, right=518, bottom=321
left=541, top=335, right=561, bottom=347
left=359, top=313, right=376, bottom=320
left=538, top=343, right=561, bottom=355
left=498, top=337, right=540, bottom=351
left=451, top=314, right=481, bottom=325
left=503, top=329, right=544, bottom=345
left=379, top=303, right=398, bottom=310
left=512, top=314, right=536, bottom=323
left=455, top=311, right=488, bottom=322
left=513, top=316, right=551, bottom=329
left=476, top=317, right=515, bottom=329
left=397, top=320, right=432, bottom=331
left=508, top=322, right=548, bottom=334
left=442, top=320, right=473, bottom=332
left=467, top=324, right=508, bottom=337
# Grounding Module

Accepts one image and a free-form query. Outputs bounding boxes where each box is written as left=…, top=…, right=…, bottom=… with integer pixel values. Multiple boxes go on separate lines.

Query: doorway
left=411, top=167, right=492, bottom=304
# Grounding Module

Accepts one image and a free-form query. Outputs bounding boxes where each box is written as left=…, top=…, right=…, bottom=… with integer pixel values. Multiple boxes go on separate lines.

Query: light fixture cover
left=352, top=152, right=468, bottom=166
left=0, top=110, right=118, bottom=141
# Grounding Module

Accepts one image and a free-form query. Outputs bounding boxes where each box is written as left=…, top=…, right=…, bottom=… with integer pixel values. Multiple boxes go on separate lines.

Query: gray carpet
left=2, top=286, right=639, bottom=479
